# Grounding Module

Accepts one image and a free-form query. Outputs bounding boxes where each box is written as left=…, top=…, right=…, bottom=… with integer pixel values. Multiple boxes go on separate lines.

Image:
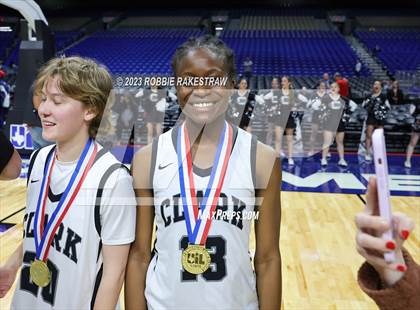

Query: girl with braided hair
left=125, top=35, right=281, bottom=310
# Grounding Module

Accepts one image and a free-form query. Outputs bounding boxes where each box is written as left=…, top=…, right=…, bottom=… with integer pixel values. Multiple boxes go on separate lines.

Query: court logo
left=282, top=171, right=420, bottom=194
left=9, top=124, right=33, bottom=150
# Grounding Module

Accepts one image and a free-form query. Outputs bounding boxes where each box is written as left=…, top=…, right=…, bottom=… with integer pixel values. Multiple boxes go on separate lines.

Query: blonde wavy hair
left=34, top=56, right=113, bottom=138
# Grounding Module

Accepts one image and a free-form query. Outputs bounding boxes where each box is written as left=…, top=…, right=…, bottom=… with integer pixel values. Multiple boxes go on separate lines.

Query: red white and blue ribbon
left=177, top=121, right=233, bottom=245
left=33, top=138, right=97, bottom=261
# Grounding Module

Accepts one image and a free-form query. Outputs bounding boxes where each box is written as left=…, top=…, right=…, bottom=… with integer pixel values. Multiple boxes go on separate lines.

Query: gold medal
left=30, top=260, right=51, bottom=287
left=182, top=244, right=211, bottom=275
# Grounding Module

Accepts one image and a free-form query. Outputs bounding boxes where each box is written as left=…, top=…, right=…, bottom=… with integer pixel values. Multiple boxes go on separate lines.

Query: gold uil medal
left=30, top=260, right=51, bottom=287
left=182, top=244, right=211, bottom=275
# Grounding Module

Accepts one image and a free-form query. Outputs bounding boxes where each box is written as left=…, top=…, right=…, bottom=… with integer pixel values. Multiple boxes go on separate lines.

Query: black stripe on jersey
left=191, top=125, right=239, bottom=177
left=90, top=263, right=103, bottom=310
left=27, top=146, right=55, bottom=186
left=48, top=187, right=63, bottom=202
left=170, top=123, right=180, bottom=152
left=150, top=136, right=159, bottom=186
left=96, top=240, right=102, bottom=262
left=43, top=147, right=56, bottom=173
left=26, top=148, right=41, bottom=186
left=150, top=236, right=159, bottom=271
left=169, top=123, right=239, bottom=177
left=250, top=134, right=257, bottom=191
left=192, top=164, right=212, bottom=177
left=91, top=161, right=130, bottom=306
left=94, top=163, right=130, bottom=236
left=92, top=146, right=109, bottom=166
left=231, top=125, right=239, bottom=151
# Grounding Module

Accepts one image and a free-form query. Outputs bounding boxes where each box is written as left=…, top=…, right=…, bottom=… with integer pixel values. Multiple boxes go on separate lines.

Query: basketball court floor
left=1, top=152, right=419, bottom=309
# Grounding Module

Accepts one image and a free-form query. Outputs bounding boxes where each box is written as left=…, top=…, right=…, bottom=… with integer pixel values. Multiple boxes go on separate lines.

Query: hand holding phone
left=372, top=128, right=395, bottom=263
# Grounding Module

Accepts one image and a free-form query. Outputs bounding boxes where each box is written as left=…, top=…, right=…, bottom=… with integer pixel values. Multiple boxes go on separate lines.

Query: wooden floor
left=1, top=179, right=419, bottom=310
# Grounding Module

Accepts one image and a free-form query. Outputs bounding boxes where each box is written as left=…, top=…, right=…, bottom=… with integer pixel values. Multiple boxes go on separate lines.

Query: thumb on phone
left=365, top=177, right=380, bottom=216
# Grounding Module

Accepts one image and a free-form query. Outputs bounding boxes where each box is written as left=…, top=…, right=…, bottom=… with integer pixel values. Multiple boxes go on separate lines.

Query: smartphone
left=372, top=128, right=395, bottom=263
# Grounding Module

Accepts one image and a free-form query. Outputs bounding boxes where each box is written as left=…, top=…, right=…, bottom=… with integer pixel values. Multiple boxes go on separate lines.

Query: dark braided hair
left=171, top=35, right=236, bottom=82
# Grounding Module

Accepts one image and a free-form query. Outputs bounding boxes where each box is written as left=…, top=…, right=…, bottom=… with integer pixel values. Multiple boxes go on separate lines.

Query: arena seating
left=115, top=16, right=202, bottom=29
left=237, top=16, right=329, bottom=30
left=355, top=30, right=420, bottom=75
left=55, top=31, right=84, bottom=51
left=355, top=16, right=420, bottom=28
left=65, top=29, right=204, bottom=75
left=221, top=30, right=369, bottom=77
left=3, top=30, right=84, bottom=66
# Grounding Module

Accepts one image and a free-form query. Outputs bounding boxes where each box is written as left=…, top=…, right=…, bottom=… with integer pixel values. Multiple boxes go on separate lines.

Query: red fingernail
left=401, top=230, right=410, bottom=240
left=386, top=241, right=396, bottom=250
left=396, top=265, right=406, bottom=272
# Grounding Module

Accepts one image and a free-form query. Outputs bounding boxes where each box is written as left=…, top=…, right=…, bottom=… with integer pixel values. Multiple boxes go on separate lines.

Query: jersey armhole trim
left=150, top=137, right=159, bottom=187
left=250, top=135, right=257, bottom=192
left=27, top=146, right=56, bottom=186
left=26, top=148, right=41, bottom=186
left=94, top=162, right=130, bottom=237
left=90, top=263, right=103, bottom=310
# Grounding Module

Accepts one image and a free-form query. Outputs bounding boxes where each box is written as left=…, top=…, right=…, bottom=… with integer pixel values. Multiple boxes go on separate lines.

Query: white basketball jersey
left=12, top=142, right=136, bottom=309
left=145, top=124, right=259, bottom=310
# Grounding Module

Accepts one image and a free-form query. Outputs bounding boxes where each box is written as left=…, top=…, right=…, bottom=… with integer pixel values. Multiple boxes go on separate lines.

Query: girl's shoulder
left=254, top=140, right=278, bottom=189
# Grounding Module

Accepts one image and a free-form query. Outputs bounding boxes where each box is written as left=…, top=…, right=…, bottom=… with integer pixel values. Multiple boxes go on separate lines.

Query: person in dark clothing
left=307, top=81, right=328, bottom=156
left=242, top=56, right=253, bottom=79
left=228, top=78, right=261, bottom=132
left=404, top=102, right=419, bottom=168
left=0, top=70, right=10, bottom=128
left=112, top=91, right=138, bottom=144
left=387, top=80, right=404, bottom=106
left=0, top=131, right=21, bottom=180
left=320, top=82, right=357, bottom=167
left=362, top=81, right=390, bottom=162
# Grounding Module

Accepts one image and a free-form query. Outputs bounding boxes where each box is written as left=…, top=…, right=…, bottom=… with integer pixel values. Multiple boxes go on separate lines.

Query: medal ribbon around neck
left=177, top=121, right=233, bottom=245
left=33, top=138, right=98, bottom=261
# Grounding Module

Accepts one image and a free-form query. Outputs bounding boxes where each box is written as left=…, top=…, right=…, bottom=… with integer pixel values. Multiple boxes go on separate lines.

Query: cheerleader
left=362, top=81, right=390, bottom=161
left=135, top=82, right=176, bottom=144
left=274, top=76, right=296, bottom=165
left=112, top=92, right=137, bottom=144
left=321, top=82, right=357, bottom=167
left=263, top=78, right=280, bottom=146
left=294, top=87, right=310, bottom=154
left=307, top=81, right=327, bottom=156
left=404, top=102, right=420, bottom=168
left=228, top=78, right=263, bottom=132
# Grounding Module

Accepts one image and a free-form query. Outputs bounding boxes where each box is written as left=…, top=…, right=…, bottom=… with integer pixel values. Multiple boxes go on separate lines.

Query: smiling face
left=175, top=48, right=234, bottom=125
left=38, top=75, right=95, bottom=143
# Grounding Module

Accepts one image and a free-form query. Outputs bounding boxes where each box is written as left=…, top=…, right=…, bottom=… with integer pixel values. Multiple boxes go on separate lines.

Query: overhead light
left=215, top=26, right=223, bottom=31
